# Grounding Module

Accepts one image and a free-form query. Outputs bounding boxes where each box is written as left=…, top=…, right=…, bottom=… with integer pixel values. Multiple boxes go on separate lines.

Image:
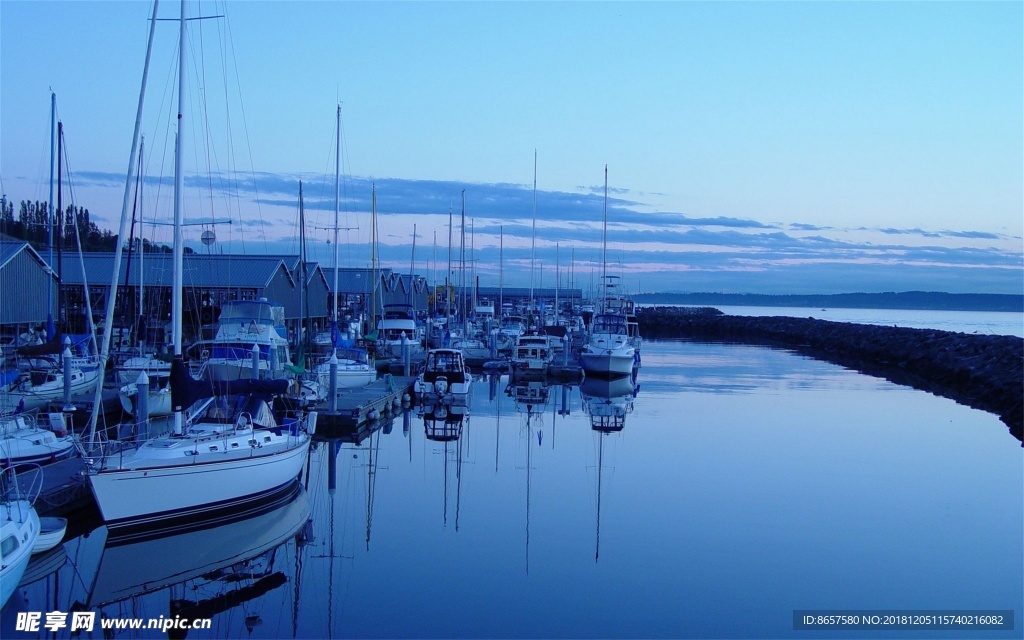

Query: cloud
left=50, top=168, right=1023, bottom=295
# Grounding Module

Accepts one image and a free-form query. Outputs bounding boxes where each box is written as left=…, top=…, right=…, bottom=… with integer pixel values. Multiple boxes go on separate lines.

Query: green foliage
left=0, top=195, right=172, bottom=253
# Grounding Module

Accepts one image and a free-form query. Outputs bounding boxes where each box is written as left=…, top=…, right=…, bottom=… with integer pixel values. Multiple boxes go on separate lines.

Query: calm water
left=672, top=305, right=1024, bottom=338
left=3, top=336, right=1022, bottom=638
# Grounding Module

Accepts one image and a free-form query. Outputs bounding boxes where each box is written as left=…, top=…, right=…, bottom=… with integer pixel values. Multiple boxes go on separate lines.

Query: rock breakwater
left=636, top=306, right=1023, bottom=444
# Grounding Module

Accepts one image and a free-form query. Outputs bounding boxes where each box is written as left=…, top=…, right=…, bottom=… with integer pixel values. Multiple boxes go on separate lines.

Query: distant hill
left=634, top=292, right=1023, bottom=312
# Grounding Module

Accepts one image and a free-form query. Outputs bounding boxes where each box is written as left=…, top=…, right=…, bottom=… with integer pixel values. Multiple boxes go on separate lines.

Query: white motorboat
left=193, top=299, right=294, bottom=382
left=511, top=334, right=554, bottom=374
left=377, top=304, right=424, bottom=358
left=315, top=345, right=376, bottom=391
left=580, top=312, right=637, bottom=379
left=415, top=348, right=472, bottom=406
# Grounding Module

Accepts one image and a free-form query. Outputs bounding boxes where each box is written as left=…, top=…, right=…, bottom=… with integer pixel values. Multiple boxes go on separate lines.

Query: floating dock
left=314, top=375, right=415, bottom=431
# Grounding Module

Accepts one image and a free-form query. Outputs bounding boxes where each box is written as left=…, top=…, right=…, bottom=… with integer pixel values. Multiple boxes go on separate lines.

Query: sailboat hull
left=88, top=483, right=310, bottom=607
left=87, top=438, right=310, bottom=535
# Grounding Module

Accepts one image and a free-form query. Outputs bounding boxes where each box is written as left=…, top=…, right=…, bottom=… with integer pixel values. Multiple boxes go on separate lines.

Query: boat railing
left=1, top=462, right=44, bottom=506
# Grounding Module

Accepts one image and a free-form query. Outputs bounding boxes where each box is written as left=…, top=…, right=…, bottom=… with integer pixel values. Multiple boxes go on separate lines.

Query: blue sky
left=1, top=1, right=1021, bottom=295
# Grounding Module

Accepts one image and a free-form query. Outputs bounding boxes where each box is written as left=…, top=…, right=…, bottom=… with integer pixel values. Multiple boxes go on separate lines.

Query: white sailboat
left=313, top=105, right=375, bottom=392
left=0, top=411, right=77, bottom=467
left=0, top=467, right=42, bottom=608
left=85, top=0, right=314, bottom=535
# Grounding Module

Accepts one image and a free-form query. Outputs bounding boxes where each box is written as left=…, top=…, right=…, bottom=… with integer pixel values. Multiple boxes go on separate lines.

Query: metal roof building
left=0, top=240, right=58, bottom=328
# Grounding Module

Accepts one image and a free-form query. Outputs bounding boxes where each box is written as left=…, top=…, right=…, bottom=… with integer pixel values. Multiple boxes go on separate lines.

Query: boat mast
left=446, top=204, right=452, bottom=326
left=172, top=0, right=187, bottom=434
left=332, top=104, right=341, bottom=336
left=409, top=223, right=417, bottom=312
left=529, top=150, right=537, bottom=327
left=87, top=0, right=159, bottom=445
left=601, top=164, right=608, bottom=313
left=47, top=92, right=56, bottom=340
left=499, top=225, right=504, bottom=320
left=460, top=189, right=466, bottom=331
left=370, top=184, right=377, bottom=334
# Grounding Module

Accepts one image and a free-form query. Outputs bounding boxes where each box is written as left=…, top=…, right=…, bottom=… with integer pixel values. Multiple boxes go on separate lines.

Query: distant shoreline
left=634, top=291, right=1023, bottom=313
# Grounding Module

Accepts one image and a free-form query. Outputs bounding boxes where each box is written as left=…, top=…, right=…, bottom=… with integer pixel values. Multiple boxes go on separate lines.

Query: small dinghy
left=32, top=516, right=67, bottom=554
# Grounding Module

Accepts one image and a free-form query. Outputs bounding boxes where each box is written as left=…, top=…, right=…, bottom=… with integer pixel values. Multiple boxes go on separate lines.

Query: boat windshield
left=218, top=301, right=282, bottom=325
left=427, top=351, right=463, bottom=372
left=592, top=314, right=628, bottom=335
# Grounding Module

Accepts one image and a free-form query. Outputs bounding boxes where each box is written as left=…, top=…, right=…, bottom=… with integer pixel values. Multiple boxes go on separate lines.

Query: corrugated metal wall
left=0, top=247, right=57, bottom=325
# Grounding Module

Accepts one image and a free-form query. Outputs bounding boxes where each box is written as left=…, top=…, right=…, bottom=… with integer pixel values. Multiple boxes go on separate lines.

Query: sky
left=1, top=0, right=1021, bottom=296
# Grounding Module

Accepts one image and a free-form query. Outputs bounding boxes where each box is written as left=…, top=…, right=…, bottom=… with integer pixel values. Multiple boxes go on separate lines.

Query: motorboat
left=315, top=345, right=376, bottom=391
left=192, top=299, right=293, bottom=382
left=580, top=312, right=637, bottom=379
left=377, top=304, right=424, bottom=358
left=511, top=334, right=554, bottom=374
left=414, top=348, right=472, bottom=406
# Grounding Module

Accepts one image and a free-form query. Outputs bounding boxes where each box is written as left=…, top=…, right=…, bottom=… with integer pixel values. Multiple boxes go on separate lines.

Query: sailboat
left=580, top=166, right=638, bottom=379
left=0, top=411, right=77, bottom=467
left=4, top=116, right=101, bottom=414
left=313, top=105, right=375, bottom=392
left=84, top=0, right=314, bottom=535
left=0, top=467, right=42, bottom=608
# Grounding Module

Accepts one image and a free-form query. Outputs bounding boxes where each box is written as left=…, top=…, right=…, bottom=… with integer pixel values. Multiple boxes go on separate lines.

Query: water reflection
left=581, top=376, right=637, bottom=432
left=2, top=484, right=312, bottom=637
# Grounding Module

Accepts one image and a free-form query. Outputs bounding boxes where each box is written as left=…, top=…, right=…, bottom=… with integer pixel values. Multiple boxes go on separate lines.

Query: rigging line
left=221, top=3, right=267, bottom=256
left=337, top=103, right=355, bottom=268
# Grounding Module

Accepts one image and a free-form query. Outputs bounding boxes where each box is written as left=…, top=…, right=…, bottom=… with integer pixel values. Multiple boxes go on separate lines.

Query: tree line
left=0, top=195, right=172, bottom=254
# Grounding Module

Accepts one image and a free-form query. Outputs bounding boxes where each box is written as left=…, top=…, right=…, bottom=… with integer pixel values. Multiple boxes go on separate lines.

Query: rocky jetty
left=636, top=306, right=1023, bottom=444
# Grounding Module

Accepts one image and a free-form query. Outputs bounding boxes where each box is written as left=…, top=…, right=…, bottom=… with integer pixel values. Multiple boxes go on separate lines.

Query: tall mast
left=499, top=225, right=504, bottom=319
left=409, top=223, right=417, bottom=310
left=87, top=0, right=159, bottom=444
left=370, top=184, right=377, bottom=331
left=446, top=204, right=452, bottom=324
left=332, top=103, right=341, bottom=325
left=171, top=0, right=187, bottom=434
left=529, top=150, right=537, bottom=324
left=601, top=164, right=608, bottom=311
left=459, top=190, right=466, bottom=330
left=47, top=92, right=56, bottom=340
left=299, top=180, right=309, bottom=356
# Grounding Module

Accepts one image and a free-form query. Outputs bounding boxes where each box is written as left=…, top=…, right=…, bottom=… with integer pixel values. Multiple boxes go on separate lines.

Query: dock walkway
left=315, top=374, right=415, bottom=431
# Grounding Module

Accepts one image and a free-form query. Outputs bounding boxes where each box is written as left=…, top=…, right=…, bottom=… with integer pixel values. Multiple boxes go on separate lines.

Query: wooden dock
left=314, top=374, right=415, bottom=431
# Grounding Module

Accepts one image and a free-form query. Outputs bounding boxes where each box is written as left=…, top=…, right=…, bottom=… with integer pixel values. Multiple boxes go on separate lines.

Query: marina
left=1, top=333, right=1020, bottom=638
left=0, top=1, right=1020, bottom=637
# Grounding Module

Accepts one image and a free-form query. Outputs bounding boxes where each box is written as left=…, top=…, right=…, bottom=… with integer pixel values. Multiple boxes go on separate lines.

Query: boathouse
left=0, top=240, right=59, bottom=341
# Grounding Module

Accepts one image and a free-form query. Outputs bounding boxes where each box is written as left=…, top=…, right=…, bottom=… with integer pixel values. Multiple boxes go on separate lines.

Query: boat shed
left=264, top=255, right=330, bottom=322
left=0, top=240, right=58, bottom=334
left=58, top=252, right=302, bottom=337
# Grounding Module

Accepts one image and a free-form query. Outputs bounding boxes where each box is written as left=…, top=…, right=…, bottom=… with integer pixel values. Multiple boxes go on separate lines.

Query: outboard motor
left=434, top=376, right=449, bottom=395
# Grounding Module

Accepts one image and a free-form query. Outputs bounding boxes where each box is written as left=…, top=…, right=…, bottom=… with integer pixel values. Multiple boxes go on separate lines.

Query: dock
left=314, top=374, right=415, bottom=431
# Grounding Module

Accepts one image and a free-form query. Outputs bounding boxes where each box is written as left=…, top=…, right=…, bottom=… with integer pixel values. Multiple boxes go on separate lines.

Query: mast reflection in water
left=5, top=340, right=1021, bottom=639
